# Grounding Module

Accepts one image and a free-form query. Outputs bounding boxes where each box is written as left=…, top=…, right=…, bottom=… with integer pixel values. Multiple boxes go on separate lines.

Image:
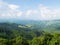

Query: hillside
left=0, top=20, right=60, bottom=45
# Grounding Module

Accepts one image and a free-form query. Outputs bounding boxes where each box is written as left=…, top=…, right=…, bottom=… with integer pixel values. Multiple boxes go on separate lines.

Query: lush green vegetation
left=0, top=20, right=60, bottom=45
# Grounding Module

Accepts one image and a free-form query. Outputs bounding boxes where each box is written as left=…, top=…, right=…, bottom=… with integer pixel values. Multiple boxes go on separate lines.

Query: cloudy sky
left=0, top=0, right=60, bottom=20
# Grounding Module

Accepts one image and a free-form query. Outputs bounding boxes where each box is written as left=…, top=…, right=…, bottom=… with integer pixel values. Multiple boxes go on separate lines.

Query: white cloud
left=8, top=4, right=19, bottom=10
left=24, top=4, right=60, bottom=20
left=26, top=10, right=32, bottom=16
left=0, top=1, right=23, bottom=19
left=0, top=0, right=60, bottom=20
left=39, top=4, right=60, bottom=20
left=16, top=11, right=23, bottom=17
left=26, top=10, right=38, bottom=17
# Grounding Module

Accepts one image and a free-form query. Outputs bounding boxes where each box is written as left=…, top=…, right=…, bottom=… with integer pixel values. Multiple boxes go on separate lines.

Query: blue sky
left=0, top=0, right=60, bottom=20
left=4, top=0, right=60, bottom=10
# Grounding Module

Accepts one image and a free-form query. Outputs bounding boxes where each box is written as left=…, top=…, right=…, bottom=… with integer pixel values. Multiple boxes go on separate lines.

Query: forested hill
left=0, top=23, right=44, bottom=45
left=0, top=20, right=60, bottom=45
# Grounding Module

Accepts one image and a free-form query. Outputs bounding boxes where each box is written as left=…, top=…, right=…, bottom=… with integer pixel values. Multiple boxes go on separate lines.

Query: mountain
left=0, top=20, right=60, bottom=45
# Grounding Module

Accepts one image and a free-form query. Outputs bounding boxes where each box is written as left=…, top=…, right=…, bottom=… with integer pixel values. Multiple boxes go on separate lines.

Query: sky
left=0, top=0, right=60, bottom=20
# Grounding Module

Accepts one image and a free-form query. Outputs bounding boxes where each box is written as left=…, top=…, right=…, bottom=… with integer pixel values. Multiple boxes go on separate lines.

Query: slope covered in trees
left=0, top=20, right=60, bottom=45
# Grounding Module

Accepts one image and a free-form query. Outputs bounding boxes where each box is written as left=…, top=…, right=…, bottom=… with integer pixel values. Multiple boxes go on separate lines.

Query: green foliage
left=0, top=22, right=60, bottom=45
left=0, top=38, right=7, bottom=45
left=30, top=33, right=60, bottom=45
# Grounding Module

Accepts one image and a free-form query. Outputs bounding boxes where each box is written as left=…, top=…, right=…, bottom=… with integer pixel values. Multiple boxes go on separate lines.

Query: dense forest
left=0, top=20, right=60, bottom=45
